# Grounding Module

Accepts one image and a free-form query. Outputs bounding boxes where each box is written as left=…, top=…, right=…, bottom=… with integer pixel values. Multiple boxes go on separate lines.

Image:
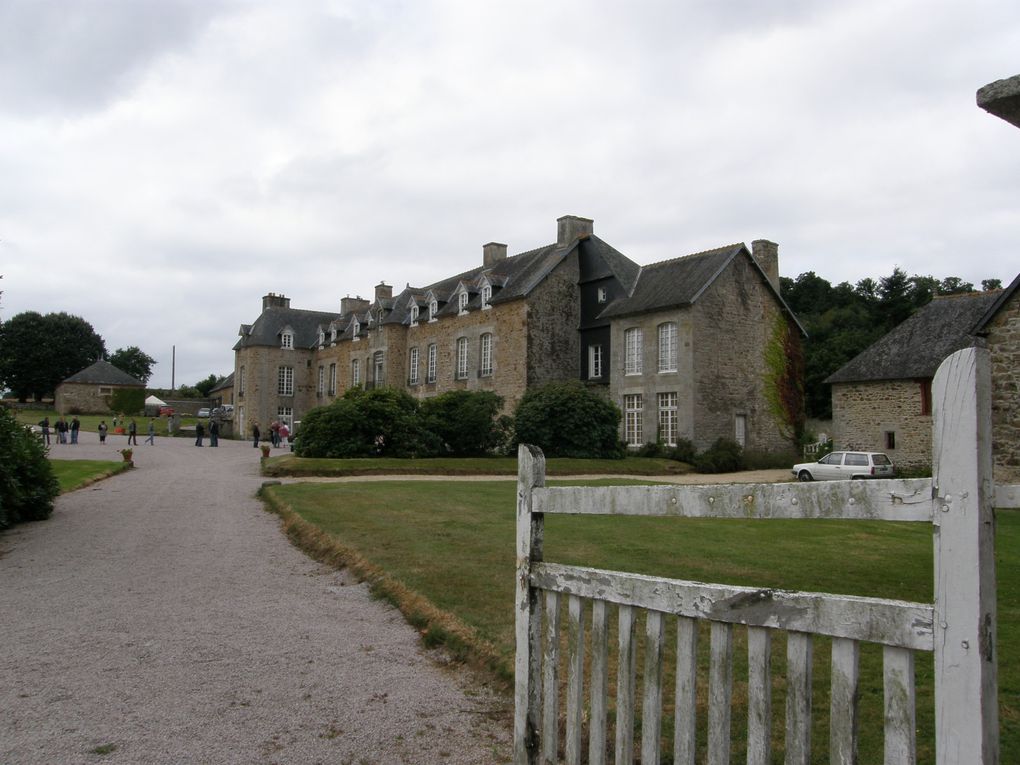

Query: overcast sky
left=1, top=0, right=1018, bottom=390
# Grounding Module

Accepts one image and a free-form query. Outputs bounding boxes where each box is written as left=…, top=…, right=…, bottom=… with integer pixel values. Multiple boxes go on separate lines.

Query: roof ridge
left=641, top=243, right=745, bottom=270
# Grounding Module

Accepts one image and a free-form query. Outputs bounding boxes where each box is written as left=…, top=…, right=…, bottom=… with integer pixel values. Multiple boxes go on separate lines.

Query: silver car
left=792, top=451, right=895, bottom=482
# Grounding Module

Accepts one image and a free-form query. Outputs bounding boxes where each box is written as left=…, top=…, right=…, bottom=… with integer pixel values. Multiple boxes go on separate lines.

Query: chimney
left=340, top=295, right=371, bottom=316
left=483, top=242, right=507, bottom=268
left=262, top=293, right=291, bottom=311
left=374, top=282, right=393, bottom=302
left=751, top=240, right=780, bottom=291
left=557, top=215, right=594, bottom=247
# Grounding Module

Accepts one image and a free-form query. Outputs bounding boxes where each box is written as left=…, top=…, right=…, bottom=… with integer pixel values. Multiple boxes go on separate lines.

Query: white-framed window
left=588, top=344, right=603, bottom=379
left=318, top=329, right=325, bottom=346
left=480, top=333, right=493, bottom=377
left=330, top=326, right=337, bottom=344
left=277, top=406, right=293, bottom=428
left=352, top=318, right=360, bottom=341
left=239, top=365, right=246, bottom=395
left=281, top=330, right=294, bottom=349
left=658, top=322, right=678, bottom=373
left=278, top=366, right=294, bottom=396
left=597, top=286, right=607, bottom=303
left=624, top=393, right=643, bottom=446
left=427, top=344, right=437, bottom=383
left=624, top=328, right=643, bottom=375
left=735, top=414, right=747, bottom=447
left=410, top=305, right=419, bottom=326
left=481, top=284, right=492, bottom=310
left=456, top=337, right=469, bottom=379
left=317, top=365, right=325, bottom=395
left=373, top=351, right=384, bottom=386
left=329, top=363, right=337, bottom=395
left=458, top=291, right=469, bottom=314
left=429, top=299, right=438, bottom=322
left=352, top=358, right=361, bottom=387
left=657, top=392, right=678, bottom=447
left=409, top=347, right=420, bottom=385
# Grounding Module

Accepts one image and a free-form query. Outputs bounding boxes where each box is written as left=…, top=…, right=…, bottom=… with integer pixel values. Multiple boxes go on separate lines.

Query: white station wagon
left=792, top=451, right=895, bottom=482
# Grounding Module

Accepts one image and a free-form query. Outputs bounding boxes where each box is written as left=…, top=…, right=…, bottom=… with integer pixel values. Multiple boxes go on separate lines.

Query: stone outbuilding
left=54, top=360, right=145, bottom=415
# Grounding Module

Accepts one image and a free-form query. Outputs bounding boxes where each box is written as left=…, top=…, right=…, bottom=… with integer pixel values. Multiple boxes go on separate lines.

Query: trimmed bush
left=513, top=381, right=622, bottom=459
left=0, top=407, right=60, bottom=529
left=667, top=438, right=697, bottom=464
left=693, top=437, right=745, bottom=474
left=420, top=390, right=506, bottom=456
left=110, top=388, right=144, bottom=415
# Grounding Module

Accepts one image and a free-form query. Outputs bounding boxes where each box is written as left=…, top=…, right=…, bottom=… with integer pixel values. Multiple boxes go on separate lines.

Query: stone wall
left=831, top=379, right=931, bottom=469
left=526, top=253, right=581, bottom=388
left=985, top=289, right=1020, bottom=481
left=55, top=383, right=142, bottom=415
left=233, top=344, right=317, bottom=439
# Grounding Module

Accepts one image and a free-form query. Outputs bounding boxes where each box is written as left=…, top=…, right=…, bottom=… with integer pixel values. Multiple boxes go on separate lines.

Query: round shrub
left=667, top=438, right=697, bottom=464
left=693, top=437, right=745, bottom=474
left=419, top=390, right=506, bottom=456
left=513, top=381, right=622, bottom=459
left=0, top=408, right=59, bottom=529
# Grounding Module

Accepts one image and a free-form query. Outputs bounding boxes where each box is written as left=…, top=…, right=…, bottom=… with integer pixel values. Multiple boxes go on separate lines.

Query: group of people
left=251, top=419, right=290, bottom=449
left=37, top=412, right=238, bottom=449
left=37, top=416, right=81, bottom=445
left=194, top=419, right=220, bottom=447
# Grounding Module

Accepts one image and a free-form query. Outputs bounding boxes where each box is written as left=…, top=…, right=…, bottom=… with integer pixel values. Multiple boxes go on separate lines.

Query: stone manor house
left=232, top=215, right=803, bottom=452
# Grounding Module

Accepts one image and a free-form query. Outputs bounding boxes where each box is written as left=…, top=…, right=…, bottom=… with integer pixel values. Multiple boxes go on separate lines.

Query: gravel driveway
left=0, top=429, right=510, bottom=764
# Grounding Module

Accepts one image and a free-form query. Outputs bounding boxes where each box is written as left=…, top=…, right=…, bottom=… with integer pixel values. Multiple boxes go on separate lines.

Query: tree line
left=780, top=268, right=1003, bottom=420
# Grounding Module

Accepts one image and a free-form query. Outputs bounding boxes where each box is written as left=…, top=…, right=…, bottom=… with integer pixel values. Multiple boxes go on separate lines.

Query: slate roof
left=210, top=372, right=234, bottom=393
left=973, top=271, right=1020, bottom=334
left=234, top=306, right=340, bottom=351
left=825, top=291, right=1002, bottom=384
left=62, top=359, right=145, bottom=387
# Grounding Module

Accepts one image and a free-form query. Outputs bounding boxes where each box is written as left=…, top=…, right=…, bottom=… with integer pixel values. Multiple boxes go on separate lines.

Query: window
left=820, top=452, right=843, bottom=465
left=624, top=394, right=643, bottom=446
left=885, top=431, right=896, bottom=450
left=735, top=413, right=747, bottom=447
left=239, top=366, right=246, bottom=395
left=318, top=329, right=324, bottom=346
left=281, top=330, right=293, bottom=349
left=920, top=379, right=932, bottom=415
left=98, top=386, right=112, bottom=395
left=278, top=366, right=294, bottom=396
left=352, top=319, right=360, bottom=341
left=410, top=305, right=419, bottom=326
left=277, top=406, right=293, bottom=428
left=658, top=392, right=678, bottom=446
left=373, top=351, right=384, bottom=386
left=427, top=344, right=437, bottom=383
left=409, top=347, right=420, bottom=385
left=456, top=337, right=469, bottom=379
left=458, top=291, right=469, bottom=314
left=429, top=300, right=438, bottom=322
left=658, top=322, right=677, bottom=372
left=597, top=286, right=607, bottom=303
left=845, top=452, right=869, bottom=466
left=588, top=344, right=603, bottom=379
left=481, top=284, right=492, bottom=309
left=624, top=328, right=643, bottom=375
left=328, top=363, right=337, bottom=395
left=330, top=326, right=337, bottom=344
left=317, top=365, right=325, bottom=395
left=351, top=358, right=361, bottom=387
left=480, top=333, right=493, bottom=376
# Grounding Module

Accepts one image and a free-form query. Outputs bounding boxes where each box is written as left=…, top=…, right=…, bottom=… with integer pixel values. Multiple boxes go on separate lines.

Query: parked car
left=197, top=407, right=211, bottom=418
left=792, top=451, right=895, bottom=481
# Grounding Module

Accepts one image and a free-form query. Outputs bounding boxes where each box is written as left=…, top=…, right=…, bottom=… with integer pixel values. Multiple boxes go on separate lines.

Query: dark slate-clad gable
left=235, top=306, right=340, bottom=351
left=63, top=359, right=144, bottom=386
left=826, top=291, right=1002, bottom=384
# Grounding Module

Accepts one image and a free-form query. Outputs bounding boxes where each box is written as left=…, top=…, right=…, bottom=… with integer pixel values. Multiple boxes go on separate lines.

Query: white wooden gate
left=514, top=347, right=1017, bottom=764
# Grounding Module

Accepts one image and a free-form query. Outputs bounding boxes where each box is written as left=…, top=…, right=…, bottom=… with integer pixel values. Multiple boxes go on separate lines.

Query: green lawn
left=266, top=479, right=1019, bottom=762
left=50, top=459, right=130, bottom=493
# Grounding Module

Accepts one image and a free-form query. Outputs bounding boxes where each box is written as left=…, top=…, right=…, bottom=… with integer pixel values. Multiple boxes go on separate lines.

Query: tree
left=108, top=346, right=156, bottom=384
left=0, top=407, right=59, bottom=528
left=513, top=381, right=622, bottom=458
left=0, top=311, right=105, bottom=401
left=194, top=374, right=223, bottom=397
left=982, top=278, right=1003, bottom=291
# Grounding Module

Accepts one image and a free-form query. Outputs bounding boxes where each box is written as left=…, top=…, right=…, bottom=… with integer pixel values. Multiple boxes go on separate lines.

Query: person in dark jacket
left=252, top=423, right=260, bottom=448
left=209, top=420, right=219, bottom=447
left=195, top=421, right=204, bottom=447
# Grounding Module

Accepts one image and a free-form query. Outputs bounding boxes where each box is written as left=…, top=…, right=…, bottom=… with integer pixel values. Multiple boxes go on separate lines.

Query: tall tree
left=982, top=278, right=1003, bottom=291
left=194, top=374, right=224, bottom=397
left=0, top=311, right=105, bottom=401
left=108, top=346, right=157, bottom=384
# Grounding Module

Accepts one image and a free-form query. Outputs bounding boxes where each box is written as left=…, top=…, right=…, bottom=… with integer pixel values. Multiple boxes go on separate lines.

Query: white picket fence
left=514, top=347, right=1017, bottom=764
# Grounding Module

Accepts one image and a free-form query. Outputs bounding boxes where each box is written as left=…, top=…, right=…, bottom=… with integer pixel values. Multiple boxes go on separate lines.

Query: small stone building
left=55, top=360, right=145, bottom=415
left=826, top=290, right=1006, bottom=471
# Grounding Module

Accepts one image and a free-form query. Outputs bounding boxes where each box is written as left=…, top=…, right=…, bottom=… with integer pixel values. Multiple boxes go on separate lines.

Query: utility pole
left=171, top=345, right=176, bottom=391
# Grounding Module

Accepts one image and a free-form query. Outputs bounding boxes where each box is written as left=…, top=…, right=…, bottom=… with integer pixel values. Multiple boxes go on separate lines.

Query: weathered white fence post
left=932, top=347, right=999, bottom=764
left=514, top=444, right=546, bottom=765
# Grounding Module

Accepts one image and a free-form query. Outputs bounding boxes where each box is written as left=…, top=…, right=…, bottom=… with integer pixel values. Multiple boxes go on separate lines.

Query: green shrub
left=513, top=381, right=622, bottom=459
left=694, top=437, right=745, bottom=474
left=110, top=388, right=144, bottom=415
left=0, top=408, right=59, bottom=529
left=420, top=390, right=506, bottom=456
left=667, top=438, right=697, bottom=464
left=743, top=448, right=800, bottom=470
left=294, top=387, right=439, bottom=458
left=636, top=441, right=664, bottom=458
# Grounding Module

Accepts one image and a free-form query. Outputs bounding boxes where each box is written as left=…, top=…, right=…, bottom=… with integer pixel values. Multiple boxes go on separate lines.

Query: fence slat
left=785, top=631, right=813, bottom=765
left=707, top=621, right=733, bottom=765
left=531, top=562, right=933, bottom=650
left=830, top=637, right=861, bottom=765
left=589, top=600, right=609, bottom=765
left=746, top=626, right=772, bottom=765
left=641, top=610, right=665, bottom=765
left=565, top=595, right=585, bottom=765
left=674, top=616, right=699, bottom=765
left=533, top=479, right=933, bottom=521
left=542, top=590, right=560, bottom=765
left=616, top=604, right=638, bottom=765
left=884, top=646, right=916, bottom=765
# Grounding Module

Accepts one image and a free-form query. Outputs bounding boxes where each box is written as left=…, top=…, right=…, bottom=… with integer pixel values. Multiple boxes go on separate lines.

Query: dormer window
left=597, top=287, right=608, bottom=303
left=367, top=312, right=374, bottom=327
left=481, top=284, right=492, bottom=310
left=352, top=319, right=361, bottom=341
left=429, top=300, right=438, bottom=322
left=317, top=329, right=324, bottom=347
left=458, top=291, right=469, bottom=315
left=281, top=329, right=294, bottom=350
left=330, top=326, right=337, bottom=344
left=410, top=305, right=419, bottom=326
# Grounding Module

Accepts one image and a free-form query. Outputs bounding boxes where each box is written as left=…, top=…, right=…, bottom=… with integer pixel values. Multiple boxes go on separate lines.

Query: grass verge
left=50, top=459, right=130, bottom=493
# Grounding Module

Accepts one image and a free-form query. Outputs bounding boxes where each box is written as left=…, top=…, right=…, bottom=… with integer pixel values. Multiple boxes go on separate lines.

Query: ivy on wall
left=763, top=314, right=806, bottom=447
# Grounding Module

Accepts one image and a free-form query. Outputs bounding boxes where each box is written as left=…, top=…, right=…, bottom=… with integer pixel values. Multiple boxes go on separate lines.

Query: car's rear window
left=872, top=454, right=892, bottom=465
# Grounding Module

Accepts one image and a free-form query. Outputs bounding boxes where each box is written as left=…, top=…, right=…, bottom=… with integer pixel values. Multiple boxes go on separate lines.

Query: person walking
left=70, top=416, right=80, bottom=444
left=252, top=423, right=260, bottom=448
left=127, top=419, right=139, bottom=446
left=278, top=422, right=290, bottom=449
left=39, top=417, right=51, bottom=445
left=195, top=421, right=204, bottom=447
left=98, top=420, right=108, bottom=444
left=209, top=420, right=219, bottom=447
left=145, top=418, right=156, bottom=445
left=270, top=420, right=280, bottom=448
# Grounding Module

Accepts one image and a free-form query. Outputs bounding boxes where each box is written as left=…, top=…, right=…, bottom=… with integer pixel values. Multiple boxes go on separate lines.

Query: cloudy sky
left=1, top=0, right=1018, bottom=389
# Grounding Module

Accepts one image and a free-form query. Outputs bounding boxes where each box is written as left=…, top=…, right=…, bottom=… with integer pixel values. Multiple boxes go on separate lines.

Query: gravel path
left=0, top=430, right=511, bottom=764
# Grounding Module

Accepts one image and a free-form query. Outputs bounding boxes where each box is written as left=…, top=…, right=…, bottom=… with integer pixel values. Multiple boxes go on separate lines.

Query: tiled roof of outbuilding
left=62, top=359, right=145, bottom=386
left=825, top=291, right=1002, bottom=384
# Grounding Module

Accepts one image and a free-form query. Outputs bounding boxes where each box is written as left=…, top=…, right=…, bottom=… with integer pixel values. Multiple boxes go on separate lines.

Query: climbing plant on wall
left=763, top=314, right=806, bottom=448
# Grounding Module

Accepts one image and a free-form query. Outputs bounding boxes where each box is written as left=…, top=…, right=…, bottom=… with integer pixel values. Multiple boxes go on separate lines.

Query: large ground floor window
left=657, top=391, right=677, bottom=446
left=624, top=393, right=643, bottom=446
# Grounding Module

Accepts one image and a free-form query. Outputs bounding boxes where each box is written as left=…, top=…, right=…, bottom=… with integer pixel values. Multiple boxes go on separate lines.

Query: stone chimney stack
left=557, top=215, right=594, bottom=247
left=483, top=242, right=507, bottom=268
left=374, top=282, right=393, bottom=302
left=340, top=295, right=371, bottom=316
left=751, top=240, right=780, bottom=291
left=262, top=293, right=291, bottom=311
